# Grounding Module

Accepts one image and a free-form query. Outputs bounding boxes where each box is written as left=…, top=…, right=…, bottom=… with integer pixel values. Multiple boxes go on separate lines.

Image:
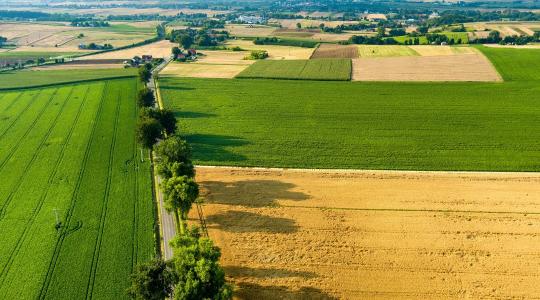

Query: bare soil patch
left=310, top=44, right=358, bottom=59
left=193, top=167, right=540, bottom=299
left=352, top=53, right=501, bottom=81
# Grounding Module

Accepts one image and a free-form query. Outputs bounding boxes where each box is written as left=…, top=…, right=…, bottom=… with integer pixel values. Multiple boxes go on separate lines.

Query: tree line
left=129, top=64, right=232, bottom=300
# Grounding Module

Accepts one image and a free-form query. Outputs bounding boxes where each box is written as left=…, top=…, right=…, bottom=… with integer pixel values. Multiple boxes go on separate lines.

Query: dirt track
left=193, top=167, right=540, bottom=299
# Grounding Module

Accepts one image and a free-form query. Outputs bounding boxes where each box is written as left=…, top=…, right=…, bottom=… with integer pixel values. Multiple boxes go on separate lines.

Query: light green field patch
left=357, top=45, right=419, bottom=57
left=236, top=58, right=351, bottom=81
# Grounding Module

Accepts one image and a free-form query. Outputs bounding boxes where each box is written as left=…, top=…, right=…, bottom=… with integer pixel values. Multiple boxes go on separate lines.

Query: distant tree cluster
left=70, top=19, right=110, bottom=27
left=348, top=35, right=398, bottom=45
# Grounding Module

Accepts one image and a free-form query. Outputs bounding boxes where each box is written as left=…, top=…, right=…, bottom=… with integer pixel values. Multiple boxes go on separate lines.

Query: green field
left=0, top=69, right=137, bottom=89
left=236, top=58, right=351, bottom=80
left=160, top=46, right=540, bottom=171
left=0, top=78, right=155, bottom=299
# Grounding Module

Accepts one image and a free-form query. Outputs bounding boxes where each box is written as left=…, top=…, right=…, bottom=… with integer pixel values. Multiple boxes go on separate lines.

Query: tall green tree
left=137, top=117, right=163, bottom=149
left=138, top=88, right=155, bottom=107
left=139, top=66, right=152, bottom=83
left=127, top=259, right=177, bottom=300
left=157, top=109, right=177, bottom=135
left=170, top=228, right=232, bottom=300
left=179, top=35, right=193, bottom=50
left=154, top=135, right=194, bottom=179
left=162, top=176, right=199, bottom=234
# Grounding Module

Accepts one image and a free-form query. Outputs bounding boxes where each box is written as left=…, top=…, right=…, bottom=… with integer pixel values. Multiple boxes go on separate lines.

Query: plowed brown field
left=310, top=44, right=358, bottom=59
left=192, top=167, right=540, bottom=299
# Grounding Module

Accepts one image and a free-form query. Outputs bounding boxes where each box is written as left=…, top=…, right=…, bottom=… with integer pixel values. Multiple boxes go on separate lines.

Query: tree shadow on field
left=199, top=180, right=310, bottom=207
left=185, top=133, right=249, bottom=163
left=174, top=111, right=217, bottom=119
left=224, top=266, right=317, bottom=279
left=206, top=210, right=298, bottom=233
left=158, top=85, right=195, bottom=91
left=235, top=282, right=338, bottom=300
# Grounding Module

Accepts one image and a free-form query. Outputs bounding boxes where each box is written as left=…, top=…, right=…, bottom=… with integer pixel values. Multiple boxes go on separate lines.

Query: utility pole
left=53, top=208, right=61, bottom=230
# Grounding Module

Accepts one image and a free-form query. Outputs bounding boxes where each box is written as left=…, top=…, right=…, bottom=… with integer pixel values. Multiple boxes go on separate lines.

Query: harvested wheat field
left=408, top=45, right=477, bottom=56
left=79, top=40, right=176, bottom=60
left=161, top=51, right=254, bottom=78
left=226, top=40, right=315, bottom=60
left=226, top=25, right=277, bottom=37
left=192, top=166, right=540, bottom=299
left=353, top=53, right=501, bottom=81
left=310, top=44, right=358, bottom=58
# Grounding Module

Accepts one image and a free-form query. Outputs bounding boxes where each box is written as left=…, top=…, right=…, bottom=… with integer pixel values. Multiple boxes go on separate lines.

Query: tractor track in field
left=0, top=86, right=87, bottom=285
left=0, top=89, right=60, bottom=216
left=85, top=87, right=122, bottom=300
left=0, top=92, right=23, bottom=112
left=0, top=91, right=40, bottom=144
left=38, top=82, right=109, bottom=300
left=130, top=80, right=139, bottom=271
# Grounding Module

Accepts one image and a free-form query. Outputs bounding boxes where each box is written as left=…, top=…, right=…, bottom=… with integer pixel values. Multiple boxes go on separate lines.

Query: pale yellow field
left=79, top=40, right=176, bottom=60
left=408, top=45, right=477, bottom=56
left=225, top=40, right=314, bottom=60
left=160, top=50, right=254, bottom=78
left=161, top=62, right=250, bottom=79
left=225, top=25, right=277, bottom=37
left=194, top=167, right=540, bottom=299
left=352, top=53, right=501, bottom=82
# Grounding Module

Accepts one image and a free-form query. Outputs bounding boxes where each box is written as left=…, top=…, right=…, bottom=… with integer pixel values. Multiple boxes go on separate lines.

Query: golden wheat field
left=192, top=167, right=540, bottom=300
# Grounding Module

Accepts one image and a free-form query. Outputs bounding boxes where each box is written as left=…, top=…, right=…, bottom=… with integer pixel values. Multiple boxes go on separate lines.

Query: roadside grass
left=0, top=78, right=154, bottom=299
left=0, top=68, right=137, bottom=89
left=160, top=46, right=540, bottom=171
left=236, top=58, right=351, bottom=80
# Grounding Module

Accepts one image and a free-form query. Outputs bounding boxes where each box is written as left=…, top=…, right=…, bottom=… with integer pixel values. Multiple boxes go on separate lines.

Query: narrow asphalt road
left=148, top=56, right=176, bottom=260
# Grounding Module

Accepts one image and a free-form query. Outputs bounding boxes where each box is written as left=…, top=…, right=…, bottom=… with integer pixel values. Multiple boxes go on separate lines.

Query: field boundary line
left=279, top=204, right=540, bottom=216
left=0, top=75, right=137, bottom=92
left=85, top=86, right=122, bottom=300
left=131, top=80, right=140, bottom=269
left=195, top=165, right=540, bottom=177
left=38, top=82, right=109, bottom=300
left=0, top=85, right=86, bottom=285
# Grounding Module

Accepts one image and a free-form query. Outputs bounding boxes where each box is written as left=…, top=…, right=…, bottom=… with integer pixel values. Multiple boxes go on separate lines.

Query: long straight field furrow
left=0, top=85, right=89, bottom=286
left=38, top=82, right=111, bottom=300
left=85, top=87, right=122, bottom=300
left=92, top=80, right=140, bottom=299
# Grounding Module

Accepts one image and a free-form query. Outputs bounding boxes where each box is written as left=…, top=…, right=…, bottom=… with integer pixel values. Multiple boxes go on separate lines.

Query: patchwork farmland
left=0, top=77, right=155, bottom=299
left=159, top=46, right=540, bottom=171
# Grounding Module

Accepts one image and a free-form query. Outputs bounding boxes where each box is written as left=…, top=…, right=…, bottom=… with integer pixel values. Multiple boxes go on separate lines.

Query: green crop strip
left=0, top=78, right=154, bottom=299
